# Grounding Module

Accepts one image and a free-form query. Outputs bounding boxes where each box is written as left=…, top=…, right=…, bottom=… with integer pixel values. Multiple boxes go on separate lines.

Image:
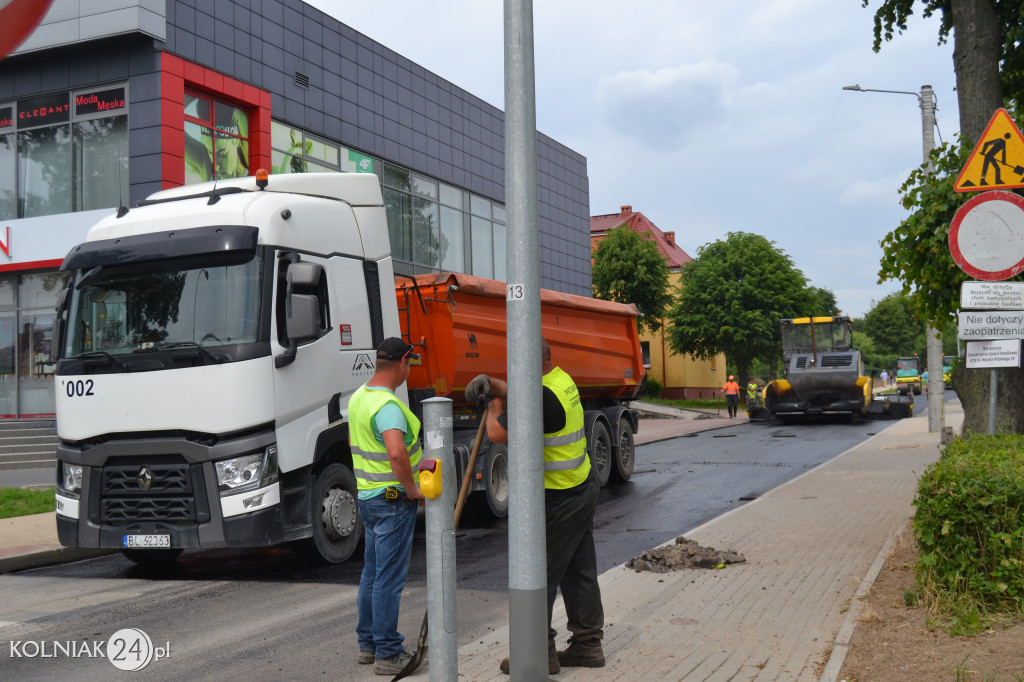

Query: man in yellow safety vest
left=466, top=338, right=605, bottom=675
left=348, top=337, right=426, bottom=676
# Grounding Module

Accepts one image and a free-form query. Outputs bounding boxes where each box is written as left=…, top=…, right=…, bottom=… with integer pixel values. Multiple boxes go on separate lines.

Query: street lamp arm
left=842, top=84, right=920, bottom=99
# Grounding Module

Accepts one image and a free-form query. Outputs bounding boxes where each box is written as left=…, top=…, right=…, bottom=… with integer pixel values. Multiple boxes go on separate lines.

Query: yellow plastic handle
left=419, top=459, right=442, bottom=499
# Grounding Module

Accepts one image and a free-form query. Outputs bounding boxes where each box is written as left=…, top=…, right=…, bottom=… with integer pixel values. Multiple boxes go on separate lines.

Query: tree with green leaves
left=806, top=286, right=840, bottom=316
left=592, top=225, right=672, bottom=335
left=665, top=232, right=813, bottom=384
left=865, top=0, right=1024, bottom=432
left=861, top=293, right=928, bottom=358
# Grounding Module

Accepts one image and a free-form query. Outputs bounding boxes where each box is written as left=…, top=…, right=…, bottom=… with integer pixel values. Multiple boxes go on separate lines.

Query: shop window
left=73, top=116, right=128, bottom=211
left=492, top=222, right=506, bottom=282
left=379, top=162, right=503, bottom=278
left=18, top=310, right=56, bottom=417
left=184, top=92, right=250, bottom=183
left=19, top=273, right=67, bottom=309
left=471, top=215, right=493, bottom=279
left=439, top=205, right=464, bottom=272
left=270, top=120, right=365, bottom=175
left=0, top=278, right=13, bottom=309
left=2, top=87, right=128, bottom=220
left=410, top=173, right=438, bottom=201
left=0, top=312, right=13, bottom=418
left=18, top=126, right=72, bottom=218
left=0, top=132, right=14, bottom=221
left=384, top=187, right=413, bottom=262
left=439, top=183, right=463, bottom=210
left=470, top=194, right=491, bottom=218
left=413, top=197, right=440, bottom=268
left=383, top=165, right=411, bottom=192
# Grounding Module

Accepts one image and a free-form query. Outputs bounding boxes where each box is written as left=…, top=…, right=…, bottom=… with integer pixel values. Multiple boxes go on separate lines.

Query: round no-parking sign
left=949, top=190, right=1024, bottom=281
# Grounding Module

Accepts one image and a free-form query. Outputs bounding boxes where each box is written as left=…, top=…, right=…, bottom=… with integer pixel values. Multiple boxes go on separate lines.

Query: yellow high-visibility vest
left=348, top=384, right=421, bottom=491
left=542, top=367, right=590, bottom=490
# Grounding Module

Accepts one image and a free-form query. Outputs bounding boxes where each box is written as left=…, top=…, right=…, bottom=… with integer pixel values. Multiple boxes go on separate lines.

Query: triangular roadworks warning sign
left=955, top=108, right=1024, bottom=192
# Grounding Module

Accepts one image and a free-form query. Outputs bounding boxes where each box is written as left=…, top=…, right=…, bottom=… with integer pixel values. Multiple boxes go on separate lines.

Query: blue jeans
left=356, top=495, right=418, bottom=658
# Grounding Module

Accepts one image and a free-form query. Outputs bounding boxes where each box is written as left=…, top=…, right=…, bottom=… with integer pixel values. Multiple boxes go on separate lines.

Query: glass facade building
left=0, top=0, right=593, bottom=421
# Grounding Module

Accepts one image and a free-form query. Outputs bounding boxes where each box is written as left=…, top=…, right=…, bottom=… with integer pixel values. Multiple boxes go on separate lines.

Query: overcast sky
left=307, top=0, right=960, bottom=318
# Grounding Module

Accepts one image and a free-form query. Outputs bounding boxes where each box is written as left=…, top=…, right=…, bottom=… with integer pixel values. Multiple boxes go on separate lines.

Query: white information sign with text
left=958, top=311, right=1024, bottom=340
left=961, top=281, right=1024, bottom=310
left=965, top=339, right=1021, bottom=368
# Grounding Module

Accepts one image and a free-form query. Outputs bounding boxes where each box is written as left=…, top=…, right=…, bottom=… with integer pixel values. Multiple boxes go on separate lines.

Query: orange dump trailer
left=394, top=272, right=645, bottom=517
left=397, top=272, right=644, bottom=404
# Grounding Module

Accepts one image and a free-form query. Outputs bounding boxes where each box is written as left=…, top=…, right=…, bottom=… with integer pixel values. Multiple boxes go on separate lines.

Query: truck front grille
left=101, top=497, right=195, bottom=522
left=96, top=460, right=203, bottom=523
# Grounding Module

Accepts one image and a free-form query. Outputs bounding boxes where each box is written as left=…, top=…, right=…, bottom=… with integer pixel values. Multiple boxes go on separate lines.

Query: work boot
left=357, top=649, right=375, bottom=665
left=499, top=649, right=560, bottom=675
left=557, top=640, right=606, bottom=668
left=374, top=650, right=416, bottom=676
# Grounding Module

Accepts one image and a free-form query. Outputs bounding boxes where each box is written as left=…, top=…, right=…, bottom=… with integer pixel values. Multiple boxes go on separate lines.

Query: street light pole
left=843, top=84, right=945, bottom=433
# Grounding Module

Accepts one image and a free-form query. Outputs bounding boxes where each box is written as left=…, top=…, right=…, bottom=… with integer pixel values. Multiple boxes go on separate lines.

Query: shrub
left=913, top=434, right=1024, bottom=633
left=642, top=376, right=663, bottom=399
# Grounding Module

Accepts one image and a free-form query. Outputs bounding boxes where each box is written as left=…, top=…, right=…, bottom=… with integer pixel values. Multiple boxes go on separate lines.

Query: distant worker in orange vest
left=722, top=375, right=741, bottom=418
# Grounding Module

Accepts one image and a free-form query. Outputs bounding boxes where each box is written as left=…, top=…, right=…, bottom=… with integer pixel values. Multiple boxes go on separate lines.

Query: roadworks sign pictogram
left=955, top=108, right=1024, bottom=192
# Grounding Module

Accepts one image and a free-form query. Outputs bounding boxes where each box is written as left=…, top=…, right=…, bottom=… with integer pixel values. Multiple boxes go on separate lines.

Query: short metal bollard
left=421, top=397, right=458, bottom=681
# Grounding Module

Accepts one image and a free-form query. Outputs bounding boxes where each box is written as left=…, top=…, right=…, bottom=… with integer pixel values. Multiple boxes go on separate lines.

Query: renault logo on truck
left=137, top=466, right=153, bottom=490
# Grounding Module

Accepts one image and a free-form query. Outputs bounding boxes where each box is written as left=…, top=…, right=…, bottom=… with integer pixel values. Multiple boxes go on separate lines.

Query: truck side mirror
left=287, top=262, right=323, bottom=288
left=54, top=287, right=70, bottom=361
left=286, top=293, right=321, bottom=342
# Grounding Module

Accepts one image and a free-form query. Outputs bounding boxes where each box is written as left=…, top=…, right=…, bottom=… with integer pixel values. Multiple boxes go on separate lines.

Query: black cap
left=376, top=337, right=420, bottom=362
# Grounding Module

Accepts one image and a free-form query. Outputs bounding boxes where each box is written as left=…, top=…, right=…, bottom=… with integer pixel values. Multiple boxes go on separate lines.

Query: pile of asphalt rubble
left=626, top=536, right=746, bottom=573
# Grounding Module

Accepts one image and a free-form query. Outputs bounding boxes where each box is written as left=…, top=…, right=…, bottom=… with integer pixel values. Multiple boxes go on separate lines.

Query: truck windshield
left=897, top=357, right=921, bottom=374
left=64, top=255, right=263, bottom=359
left=781, top=320, right=852, bottom=354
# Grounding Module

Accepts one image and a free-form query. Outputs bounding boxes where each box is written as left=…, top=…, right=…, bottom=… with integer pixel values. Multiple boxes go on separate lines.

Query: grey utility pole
left=503, top=1, right=548, bottom=680
left=843, top=84, right=946, bottom=433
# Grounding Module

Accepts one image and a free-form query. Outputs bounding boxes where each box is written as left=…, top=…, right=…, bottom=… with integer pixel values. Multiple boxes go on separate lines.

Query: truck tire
left=610, top=421, right=635, bottom=483
left=120, top=548, right=184, bottom=565
left=297, top=463, right=362, bottom=564
left=483, top=443, right=509, bottom=518
left=588, top=421, right=612, bottom=487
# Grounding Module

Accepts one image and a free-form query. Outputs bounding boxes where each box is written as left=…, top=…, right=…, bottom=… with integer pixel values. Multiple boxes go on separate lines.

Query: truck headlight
left=62, top=462, right=83, bottom=494
left=215, top=446, right=278, bottom=496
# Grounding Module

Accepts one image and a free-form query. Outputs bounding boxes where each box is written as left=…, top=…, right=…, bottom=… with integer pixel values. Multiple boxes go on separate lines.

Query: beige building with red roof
left=591, top=206, right=725, bottom=399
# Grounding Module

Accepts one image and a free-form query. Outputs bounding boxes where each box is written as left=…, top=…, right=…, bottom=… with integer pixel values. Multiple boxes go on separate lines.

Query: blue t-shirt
left=358, top=387, right=413, bottom=500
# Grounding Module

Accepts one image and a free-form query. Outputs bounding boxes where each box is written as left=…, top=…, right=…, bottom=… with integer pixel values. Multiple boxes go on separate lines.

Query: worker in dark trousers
left=466, top=338, right=605, bottom=675
left=722, top=374, right=741, bottom=418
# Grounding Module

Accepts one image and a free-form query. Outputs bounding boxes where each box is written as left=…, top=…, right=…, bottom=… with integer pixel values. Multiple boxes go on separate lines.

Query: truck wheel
left=483, top=443, right=509, bottom=518
left=297, top=463, right=362, bottom=564
left=588, top=421, right=612, bottom=487
left=610, top=422, right=635, bottom=483
left=121, top=548, right=184, bottom=565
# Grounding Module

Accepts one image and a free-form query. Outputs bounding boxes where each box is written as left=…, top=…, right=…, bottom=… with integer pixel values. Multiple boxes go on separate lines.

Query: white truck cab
left=54, top=172, right=400, bottom=564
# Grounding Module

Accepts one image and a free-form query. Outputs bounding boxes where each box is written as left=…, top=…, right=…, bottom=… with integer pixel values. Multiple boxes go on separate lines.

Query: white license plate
left=123, top=534, right=171, bottom=548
